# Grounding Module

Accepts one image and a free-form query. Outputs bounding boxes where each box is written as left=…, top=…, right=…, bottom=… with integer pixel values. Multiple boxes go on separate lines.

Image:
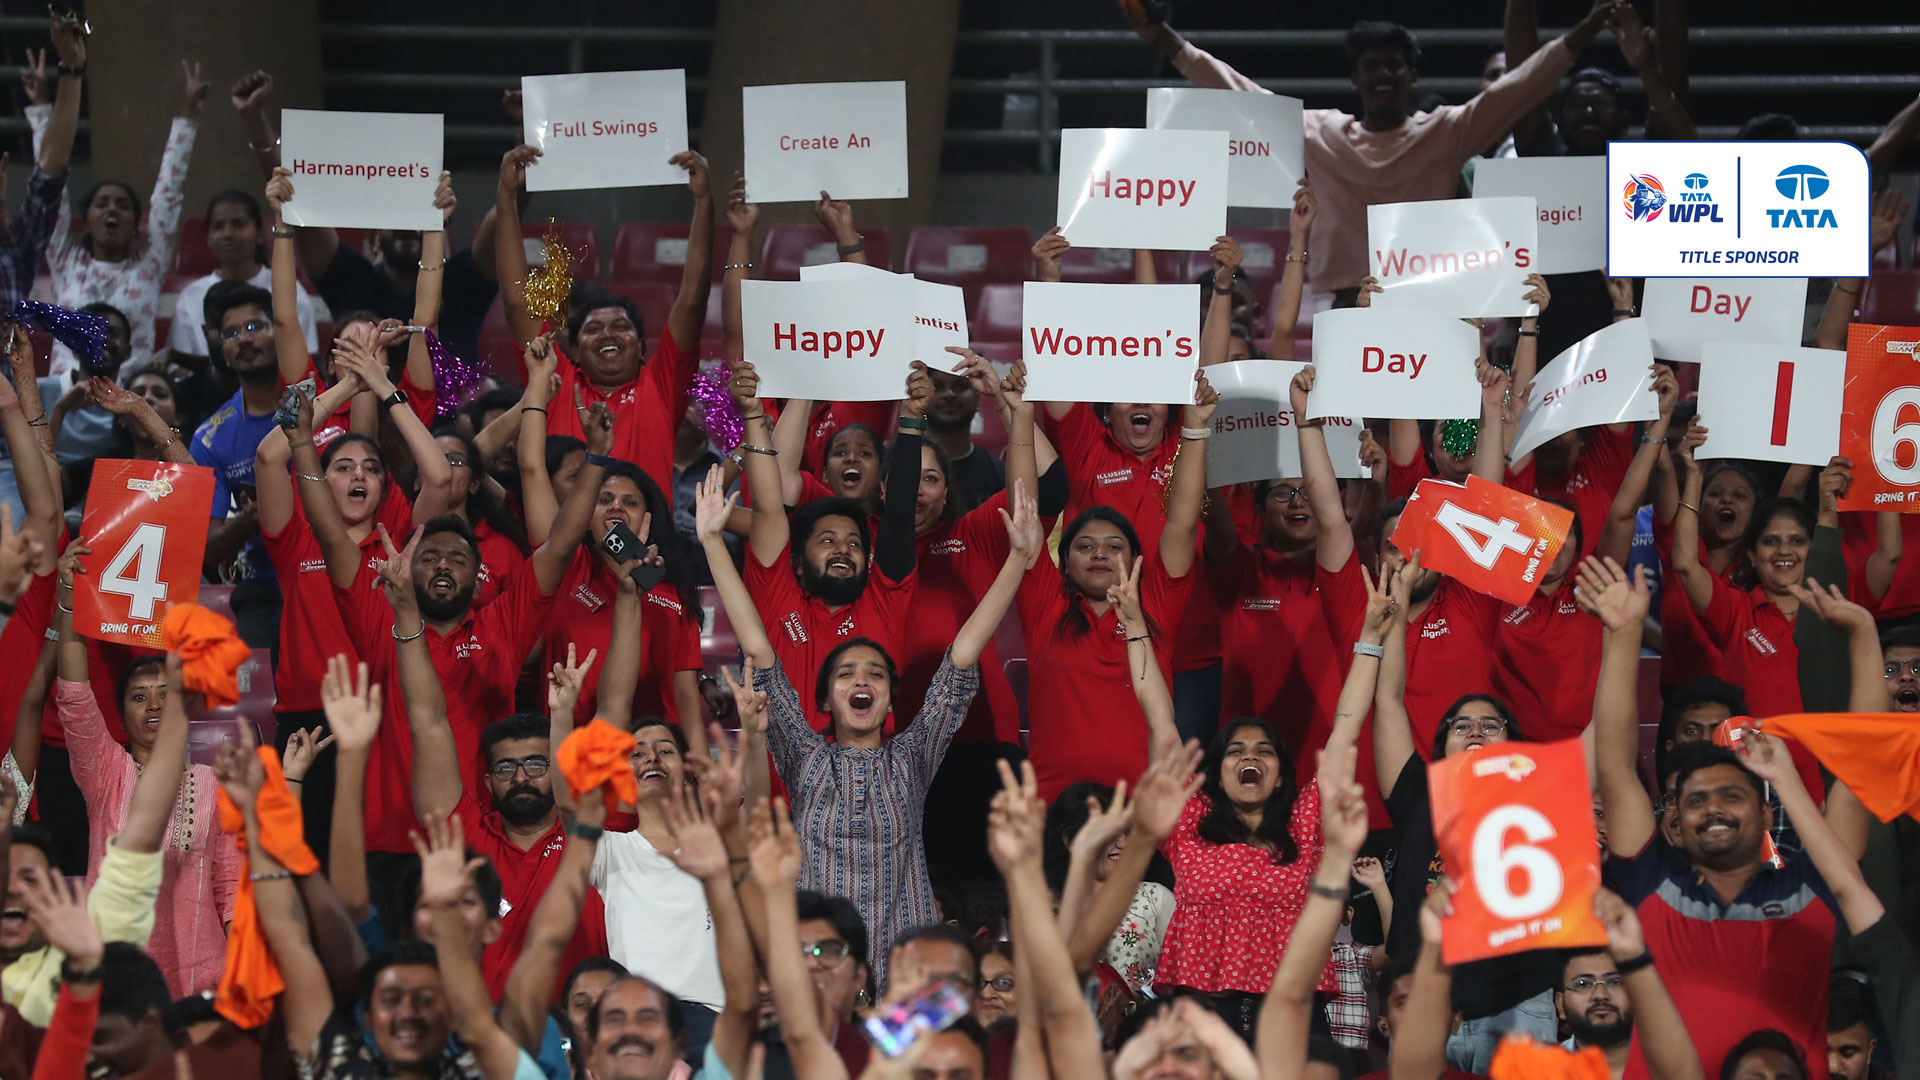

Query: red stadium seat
left=173, top=216, right=215, bottom=276
left=623, top=282, right=678, bottom=346
left=761, top=224, right=892, bottom=279
left=608, top=222, right=735, bottom=285
left=1862, top=270, right=1920, bottom=326
left=1056, top=247, right=1185, bottom=284
left=969, top=283, right=1023, bottom=345
left=186, top=646, right=274, bottom=765
left=478, top=300, right=519, bottom=382
left=904, top=226, right=1030, bottom=301
left=483, top=220, right=601, bottom=282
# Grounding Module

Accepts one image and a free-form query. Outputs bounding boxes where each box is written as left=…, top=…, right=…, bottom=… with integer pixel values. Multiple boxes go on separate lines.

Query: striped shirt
left=764, top=654, right=980, bottom=994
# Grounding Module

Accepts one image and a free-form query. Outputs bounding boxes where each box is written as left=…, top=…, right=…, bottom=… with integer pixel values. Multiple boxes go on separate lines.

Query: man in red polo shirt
left=731, top=361, right=922, bottom=734
left=333, top=417, right=609, bottom=861
left=495, top=144, right=712, bottom=501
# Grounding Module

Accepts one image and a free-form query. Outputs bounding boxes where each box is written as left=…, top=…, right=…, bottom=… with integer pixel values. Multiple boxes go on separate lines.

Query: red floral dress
left=1154, top=786, right=1336, bottom=995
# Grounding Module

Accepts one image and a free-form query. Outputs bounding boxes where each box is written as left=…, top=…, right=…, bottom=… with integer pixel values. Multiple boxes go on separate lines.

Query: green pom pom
left=1439, top=418, right=1479, bottom=458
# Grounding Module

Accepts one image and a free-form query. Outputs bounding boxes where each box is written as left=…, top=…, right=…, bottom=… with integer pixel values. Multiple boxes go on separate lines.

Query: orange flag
left=1490, top=1034, right=1613, bottom=1080
left=558, top=719, right=640, bottom=814
left=1758, top=712, right=1920, bottom=823
left=214, top=748, right=319, bottom=1028
left=161, top=604, right=252, bottom=708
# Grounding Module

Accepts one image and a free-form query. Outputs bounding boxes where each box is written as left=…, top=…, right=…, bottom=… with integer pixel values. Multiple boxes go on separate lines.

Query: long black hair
left=918, top=438, right=964, bottom=529
left=1055, top=506, right=1154, bottom=640
left=1731, top=496, right=1813, bottom=591
left=601, top=460, right=701, bottom=614
left=431, top=423, right=530, bottom=555
left=1196, top=719, right=1301, bottom=865
left=1431, top=693, right=1524, bottom=760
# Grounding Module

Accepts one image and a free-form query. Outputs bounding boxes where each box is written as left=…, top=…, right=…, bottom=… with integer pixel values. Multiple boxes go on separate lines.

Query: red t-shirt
left=261, top=493, right=412, bottom=714
left=333, top=563, right=558, bottom=853
left=1696, top=579, right=1823, bottom=796
left=1651, top=518, right=1740, bottom=691
left=1043, top=403, right=1218, bottom=673
left=471, top=521, right=527, bottom=611
left=909, top=495, right=1021, bottom=746
left=453, top=791, right=610, bottom=1004
left=532, top=329, right=695, bottom=505
left=1402, top=579, right=1502, bottom=758
left=743, top=541, right=917, bottom=734
left=1491, top=587, right=1601, bottom=743
left=1206, top=545, right=1383, bottom=821
left=1387, top=449, right=1436, bottom=501
left=547, top=548, right=704, bottom=729
left=1016, top=549, right=1193, bottom=800
left=1507, top=426, right=1635, bottom=559
left=1843, top=511, right=1920, bottom=619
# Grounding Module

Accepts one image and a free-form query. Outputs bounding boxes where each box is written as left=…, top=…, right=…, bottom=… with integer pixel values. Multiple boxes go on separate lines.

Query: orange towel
left=1758, top=712, right=1920, bottom=824
left=214, top=748, right=320, bottom=1028
left=557, top=719, right=639, bottom=814
left=1490, top=1034, right=1613, bottom=1080
left=160, top=604, right=252, bottom=708
left=1711, top=717, right=1783, bottom=868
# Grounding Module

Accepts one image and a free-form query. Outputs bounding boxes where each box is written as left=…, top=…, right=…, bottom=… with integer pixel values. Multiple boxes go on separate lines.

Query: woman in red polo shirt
left=1018, top=370, right=1216, bottom=801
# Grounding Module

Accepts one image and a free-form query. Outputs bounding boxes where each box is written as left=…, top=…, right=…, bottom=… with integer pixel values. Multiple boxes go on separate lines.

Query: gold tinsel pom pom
left=523, top=224, right=574, bottom=325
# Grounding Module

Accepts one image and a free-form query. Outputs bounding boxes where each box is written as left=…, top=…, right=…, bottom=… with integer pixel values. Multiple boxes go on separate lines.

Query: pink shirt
left=54, top=680, right=238, bottom=1000
left=1170, top=39, right=1573, bottom=291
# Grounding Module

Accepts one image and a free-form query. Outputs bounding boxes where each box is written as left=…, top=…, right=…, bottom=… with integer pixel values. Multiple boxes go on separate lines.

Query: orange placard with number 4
left=1428, top=737, right=1607, bottom=966
left=1392, top=476, right=1575, bottom=606
left=1837, top=322, right=1920, bottom=513
left=74, top=459, right=216, bottom=649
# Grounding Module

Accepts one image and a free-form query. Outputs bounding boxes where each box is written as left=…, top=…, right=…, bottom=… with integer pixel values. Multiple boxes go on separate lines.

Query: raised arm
left=1612, top=4, right=1697, bottom=139
left=1269, top=183, right=1316, bottom=359
left=695, top=464, right=775, bottom=668
left=732, top=363, right=791, bottom=567
left=1064, top=742, right=1202, bottom=976
left=721, top=172, right=757, bottom=361
left=333, top=334, right=453, bottom=522
left=264, top=167, right=314, bottom=386
left=419, top=815, right=523, bottom=1080
left=1372, top=561, right=1421, bottom=797
left=320, top=655, right=381, bottom=923
left=951, top=479, right=1040, bottom=669
left=1111, top=554, right=1181, bottom=761
left=404, top=174, right=453, bottom=394
left=594, top=542, right=648, bottom=729
left=1596, top=890, right=1702, bottom=1080
left=500, top=789, right=603, bottom=1053
left=529, top=389, right=611, bottom=592
left=661, top=783, right=760, bottom=1080
left=494, top=146, right=544, bottom=349
left=1390, top=880, right=1458, bottom=1080
left=372, top=527, right=463, bottom=822
left=1596, top=366, right=1677, bottom=567
left=1159, top=371, right=1217, bottom=578
left=229, top=70, right=280, bottom=177
left=10, top=640, right=56, bottom=789
left=255, top=376, right=358, bottom=538
left=1290, top=366, right=1357, bottom=571
left=1574, top=556, right=1658, bottom=858
left=37, top=14, right=83, bottom=178
left=1668, top=421, right=1717, bottom=615
left=286, top=383, right=365, bottom=590
left=1200, top=237, right=1241, bottom=367
left=0, top=332, right=60, bottom=555
left=751, top=798, right=850, bottom=1080
left=514, top=338, right=563, bottom=545
left=1502, top=0, right=1546, bottom=146
left=875, top=364, right=930, bottom=583
left=666, top=153, right=714, bottom=350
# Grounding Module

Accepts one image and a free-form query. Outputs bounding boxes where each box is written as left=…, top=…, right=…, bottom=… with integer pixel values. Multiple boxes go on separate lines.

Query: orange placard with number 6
left=1837, top=322, right=1920, bottom=513
left=1393, top=476, right=1576, bottom=606
left=75, top=460, right=216, bottom=649
left=1428, top=737, right=1606, bottom=966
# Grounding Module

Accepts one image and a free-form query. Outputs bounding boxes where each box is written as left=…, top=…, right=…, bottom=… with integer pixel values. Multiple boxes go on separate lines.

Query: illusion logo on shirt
left=783, top=612, right=809, bottom=644
left=1745, top=627, right=1779, bottom=656
left=837, top=615, right=856, bottom=637
left=453, top=638, right=484, bottom=659
left=573, top=584, right=607, bottom=612
left=1421, top=616, right=1451, bottom=640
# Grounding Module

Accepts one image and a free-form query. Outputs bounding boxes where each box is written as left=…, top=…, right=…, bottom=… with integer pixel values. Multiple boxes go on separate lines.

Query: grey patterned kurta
left=763, top=653, right=981, bottom=993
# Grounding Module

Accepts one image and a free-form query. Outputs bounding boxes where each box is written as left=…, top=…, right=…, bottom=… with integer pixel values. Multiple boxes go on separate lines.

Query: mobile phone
left=600, top=520, right=666, bottom=591
left=861, top=979, right=973, bottom=1058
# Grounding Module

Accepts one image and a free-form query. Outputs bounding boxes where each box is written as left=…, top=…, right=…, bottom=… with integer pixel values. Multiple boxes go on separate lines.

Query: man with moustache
left=584, top=977, right=688, bottom=1080
left=1557, top=949, right=1635, bottom=1078
left=191, top=280, right=284, bottom=642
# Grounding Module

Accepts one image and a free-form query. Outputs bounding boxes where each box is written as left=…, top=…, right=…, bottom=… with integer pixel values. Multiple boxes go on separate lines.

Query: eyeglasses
left=1266, top=483, right=1310, bottom=504
left=1886, top=660, right=1920, bottom=679
left=1564, top=974, right=1624, bottom=993
left=1447, top=717, right=1507, bottom=739
left=800, top=941, right=852, bottom=963
left=220, top=319, right=272, bottom=341
left=978, top=976, right=1016, bottom=993
left=488, top=755, right=550, bottom=780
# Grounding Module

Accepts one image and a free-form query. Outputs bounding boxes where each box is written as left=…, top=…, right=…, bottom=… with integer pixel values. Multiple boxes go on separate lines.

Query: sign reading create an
left=800, top=261, right=970, bottom=370
left=521, top=70, right=689, bottom=191
left=742, top=275, right=916, bottom=401
left=1303, top=307, right=1481, bottom=421
left=1641, top=276, right=1807, bottom=364
left=1473, top=157, right=1605, bottom=275
left=1055, top=128, right=1229, bottom=252
left=1607, top=141, right=1870, bottom=278
left=1509, top=319, right=1658, bottom=461
left=1695, top=342, right=1843, bottom=466
left=280, top=109, right=443, bottom=231
left=1145, top=88, right=1305, bottom=210
left=1205, top=360, right=1365, bottom=487
left=1020, top=282, right=1198, bottom=405
left=1369, top=197, right=1540, bottom=319
left=742, top=81, right=908, bottom=203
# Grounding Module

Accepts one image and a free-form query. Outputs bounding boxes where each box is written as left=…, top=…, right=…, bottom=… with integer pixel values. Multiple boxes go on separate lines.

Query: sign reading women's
left=521, top=70, right=689, bottom=191
left=1838, top=323, right=1920, bottom=512
left=1055, top=129, right=1229, bottom=252
left=280, top=109, right=443, bottom=231
left=1145, top=88, right=1304, bottom=210
left=1368, top=197, right=1539, bottom=319
left=75, top=460, right=216, bottom=649
left=742, top=81, right=909, bottom=203
left=741, top=276, right=917, bottom=401
left=1020, top=282, right=1198, bottom=405
left=1429, top=738, right=1608, bottom=966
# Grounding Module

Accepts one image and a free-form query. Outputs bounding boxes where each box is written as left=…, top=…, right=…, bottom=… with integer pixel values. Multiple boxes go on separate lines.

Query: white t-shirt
left=168, top=266, right=318, bottom=357
left=590, top=829, right=726, bottom=1010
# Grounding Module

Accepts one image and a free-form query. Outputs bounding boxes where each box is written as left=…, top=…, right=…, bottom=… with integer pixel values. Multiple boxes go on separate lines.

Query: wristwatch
left=379, top=389, right=409, bottom=411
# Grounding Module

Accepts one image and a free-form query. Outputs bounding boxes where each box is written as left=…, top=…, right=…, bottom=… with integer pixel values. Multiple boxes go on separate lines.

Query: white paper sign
left=1368, top=197, right=1539, bottom=319
left=1696, top=343, right=1843, bottom=465
left=1205, top=360, right=1365, bottom=488
left=1509, top=320, right=1658, bottom=461
left=1056, top=129, right=1229, bottom=252
left=521, top=70, right=689, bottom=192
left=742, top=81, right=908, bottom=203
left=280, top=110, right=442, bottom=231
left=1021, top=282, right=1198, bottom=405
left=1145, top=89, right=1304, bottom=210
left=1473, top=157, right=1605, bottom=275
left=1304, top=308, right=1481, bottom=421
left=741, top=276, right=916, bottom=401
left=1607, top=141, right=1870, bottom=278
left=800, top=261, right=969, bottom=370
left=1642, top=277, right=1808, bottom=364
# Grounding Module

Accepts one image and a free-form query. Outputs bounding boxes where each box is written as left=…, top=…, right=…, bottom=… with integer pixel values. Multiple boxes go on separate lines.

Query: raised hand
left=724, top=171, right=757, bottom=234
left=265, top=166, right=295, bottom=222
left=1593, top=888, right=1646, bottom=961
left=1677, top=416, right=1707, bottom=476
left=1736, top=729, right=1799, bottom=789
left=663, top=783, right=731, bottom=881
left=693, top=463, right=739, bottom=547
left=1209, top=234, right=1244, bottom=288
left=1606, top=276, right=1636, bottom=315
left=945, top=349, right=1003, bottom=399
left=22, top=872, right=100, bottom=970
left=1106, top=555, right=1148, bottom=630
left=1352, top=856, right=1387, bottom=892
left=1031, top=226, right=1070, bottom=282
left=902, top=360, right=934, bottom=421
left=320, top=654, right=382, bottom=753
left=1000, top=479, right=1044, bottom=569
left=498, top=145, right=540, bottom=198
left=1609, top=2, right=1654, bottom=70
left=1360, top=563, right=1396, bottom=642
left=1572, top=555, right=1649, bottom=631
left=1872, top=187, right=1912, bottom=254
left=412, top=813, right=485, bottom=909
left=1288, top=178, right=1317, bottom=233
left=1288, top=364, right=1317, bottom=417
left=1522, top=272, right=1551, bottom=315
left=1185, top=369, right=1220, bottom=428
left=746, top=797, right=802, bottom=889
left=1132, top=739, right=1203, bottom=841
left=1174, top=998, right=1259, bottom=1080
left=20, top=48, right=47, bottom=107
left=1317, top=742, right=1370, bottom=858
left=374, top=524, right=422, bottom=615
left=180, top=59, right=210, bottom=118
left=574, top=385, right=615, bottom=456
left=211, top=725, right=266, bottom=815
left=500, top=89, right=523, bottom=123
left=54, top=538, right=89, bottom=604
left=546, top=642, right=598, bottom=720
left=728, top=359, right=761, bottom=412
left=1112, top=1010, right=1183, bottom=1080
left=1358, top=429, right=1388, bottom=473
left=432, top=171, right=457, bottom=224
left=229, top=69, right=272, bottom=113
left=1476, top=354, right=1510, bottom=408
left=1818, top=455, right=1854, bottom=511
left=1787, top=577, right=1875, bottom=636
left=1651, top=364, right=1679, bottom=424
left=987, top=760, right=1046, bottom=872
left=672, top=151, right=711, bottom=201
left=1418, top=874, right=1457, bottom=949
left=281, top=726, right=334, bottom=784
left=702, top=720, right=750, bottom=816
left=812, top=190, right=855, bottom=241
left=1355, top=276, right=1382, bottom=309
left=1068, top=780, right=1134, bottom=863
left=0, top=505, right=45, bottom=605
left=721, top=660, right=769, bottom=738
left=1388, top=549, right=1420, bottom=613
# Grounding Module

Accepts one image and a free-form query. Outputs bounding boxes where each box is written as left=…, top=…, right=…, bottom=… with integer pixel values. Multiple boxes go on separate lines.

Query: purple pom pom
left=9, top=300, right=110, bottom=375
left=689, top=364, right=745, bottom=454
left=423, top=329, right=492, bottom=419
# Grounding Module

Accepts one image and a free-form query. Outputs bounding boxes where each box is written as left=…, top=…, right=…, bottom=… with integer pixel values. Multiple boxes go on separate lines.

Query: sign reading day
left=1304, top=307, right=1481, bottom=421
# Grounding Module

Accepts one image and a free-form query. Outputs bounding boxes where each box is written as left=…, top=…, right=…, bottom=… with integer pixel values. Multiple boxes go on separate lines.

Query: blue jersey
left=191, top=390, right=278, bottom=581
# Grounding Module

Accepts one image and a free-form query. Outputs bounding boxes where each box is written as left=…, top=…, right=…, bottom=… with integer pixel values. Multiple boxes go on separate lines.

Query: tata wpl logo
left=1667, top=171, right=1723, bottom=223
left=1769, top=165, right=1836, bottom=228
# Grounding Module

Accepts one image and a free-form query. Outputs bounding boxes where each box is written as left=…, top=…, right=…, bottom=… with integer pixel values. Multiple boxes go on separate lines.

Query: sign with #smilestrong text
left=521, top=70, right=690, bottom=191
left=1204, top=360, right=1366, bottom=488
left=1607, top=141, right=1869, bottom=278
